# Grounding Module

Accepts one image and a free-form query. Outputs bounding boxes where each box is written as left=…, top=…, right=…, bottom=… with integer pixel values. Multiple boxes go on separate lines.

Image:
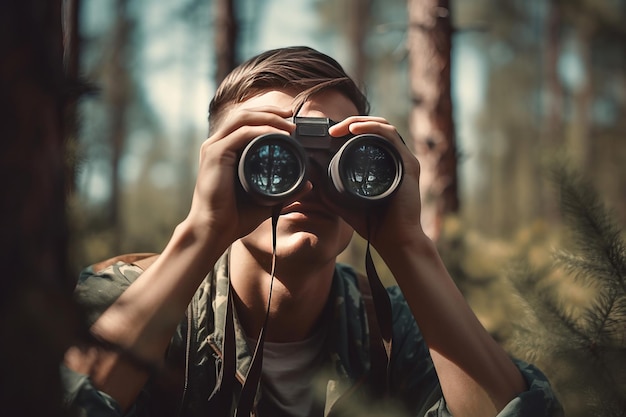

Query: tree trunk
left=541, top=0, right=564, bottom=223
left=567, top=27, right=593, bottom=173
left=347, top=0, right=371, bottom=88
left=544, top=0, right=564, bottom=141
left=214, top=0, right=238, bottom=85
left=62, top=0, right=81, bottom=194
left=105, top=0, right=132, bottom=253
left=406, top=0, right=459, bottom=241
left=0, top=2, right=76, bottom=416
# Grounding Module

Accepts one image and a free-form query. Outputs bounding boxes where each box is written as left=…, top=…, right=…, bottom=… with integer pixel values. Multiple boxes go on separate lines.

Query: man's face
left=234, top=89, right=357, bottom=264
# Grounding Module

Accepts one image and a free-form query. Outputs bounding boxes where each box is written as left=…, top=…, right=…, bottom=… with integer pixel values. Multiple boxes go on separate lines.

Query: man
left=63, top=46, right=561, bottom=417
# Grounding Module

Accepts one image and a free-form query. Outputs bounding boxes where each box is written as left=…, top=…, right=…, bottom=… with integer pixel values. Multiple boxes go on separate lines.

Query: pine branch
left=551, top=165, right=626, bottom=293
left=554, top=249, right=622, bottom=290
left=550, top=165, right=626, bottom=350
left=506, top=165, right=626, bottom=415
left=507, top=261, right=591, bottom=352
left=582, top=287, right=620, bottom=349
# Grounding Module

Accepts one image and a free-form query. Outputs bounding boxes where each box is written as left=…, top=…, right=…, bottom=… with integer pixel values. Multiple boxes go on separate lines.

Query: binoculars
left=237, top=117, right=403, bottom=206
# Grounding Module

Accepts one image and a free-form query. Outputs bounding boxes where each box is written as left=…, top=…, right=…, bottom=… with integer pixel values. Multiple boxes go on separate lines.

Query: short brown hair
left=208, top=46, right=370, bottom=132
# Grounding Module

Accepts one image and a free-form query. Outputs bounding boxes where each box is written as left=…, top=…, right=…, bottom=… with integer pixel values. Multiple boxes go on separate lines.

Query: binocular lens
left=340, top=144, right=398, bottom=197
left=238, top=128, right=402, bottom=206
left=240, top=135, right=306, bottom=201
left=329, top=135, right=403, bottom=201
left=244, top=144, right=301, bottom=194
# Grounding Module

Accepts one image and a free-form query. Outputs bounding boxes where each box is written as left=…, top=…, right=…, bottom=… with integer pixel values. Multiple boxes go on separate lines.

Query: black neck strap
left=235, top=205, right=281, bottom=417
left=364, top=236, right=392, bottom=390
left=216, top=209, right=392, bottom=417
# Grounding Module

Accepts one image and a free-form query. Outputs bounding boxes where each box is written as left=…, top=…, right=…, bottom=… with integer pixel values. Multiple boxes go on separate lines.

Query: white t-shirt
left=249, top=326, right=327, bottom=417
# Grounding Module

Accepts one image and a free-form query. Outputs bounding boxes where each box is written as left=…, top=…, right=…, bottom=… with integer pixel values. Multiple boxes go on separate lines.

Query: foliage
left=505, top=166, right=626, bottom=417
left=436, top=164, right=626, bottom=416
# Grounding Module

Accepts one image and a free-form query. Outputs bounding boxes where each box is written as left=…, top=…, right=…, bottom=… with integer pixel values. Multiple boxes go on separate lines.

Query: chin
left=277, top=230, right=322, bottom=253
left=240, top=214, right=353, bottom=262
left=282, top=229, right=354, bottom=262
left=242, top=229, right=349, bottom=267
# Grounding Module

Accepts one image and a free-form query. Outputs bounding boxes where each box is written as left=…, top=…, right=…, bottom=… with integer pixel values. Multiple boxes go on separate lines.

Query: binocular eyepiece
left=237, top=117, right=403, bottom=207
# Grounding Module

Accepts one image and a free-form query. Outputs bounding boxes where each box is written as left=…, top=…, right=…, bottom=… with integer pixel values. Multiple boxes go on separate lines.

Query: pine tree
left=507, top=165, right=626, bottom=417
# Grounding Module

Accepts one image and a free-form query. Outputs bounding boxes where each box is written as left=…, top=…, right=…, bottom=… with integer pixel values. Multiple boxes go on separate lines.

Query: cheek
left=336, top=221, right=355, bottom=250
left=242, top=219, right=274, bottom=245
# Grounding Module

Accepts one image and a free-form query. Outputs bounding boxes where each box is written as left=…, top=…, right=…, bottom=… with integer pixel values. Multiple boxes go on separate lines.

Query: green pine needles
left=507, top=165, right=626, bottom=417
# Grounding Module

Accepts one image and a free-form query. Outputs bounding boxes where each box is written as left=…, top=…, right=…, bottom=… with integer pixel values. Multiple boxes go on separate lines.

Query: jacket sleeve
left=62, top=262, right=145, bottom=416
left=74, top=262, right=145, bottom=326
left=386, top=285, right=443, bottom=415
left=387, top=286, right=563, bottom=417
left=422, top=359, right=564, bottom=417
left=61, top=364, right=133, bottom=417
left=491, top=359, right=564, bottom=417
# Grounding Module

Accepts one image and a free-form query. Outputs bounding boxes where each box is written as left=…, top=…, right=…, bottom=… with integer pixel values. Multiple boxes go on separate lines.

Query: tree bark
left=544, top=0, right=564, bottom=141
left=406, top=0, right=459, bottom=241
left=214, top=0, right=238, bottom=85
left=105, top=0, right=132, bottom=253
left=541, top=0, right=564, bottom=223
left=347, top=0, right=371, bottom=88
left=0, top=1, right=75, bottom=416
left=62, top=0, right=81, bottom=193
left=568, top=27, right=593, bottom=172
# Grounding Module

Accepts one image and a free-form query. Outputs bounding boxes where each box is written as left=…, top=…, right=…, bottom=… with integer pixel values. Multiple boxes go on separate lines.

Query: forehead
left=237, top=89, right=359, bottom=121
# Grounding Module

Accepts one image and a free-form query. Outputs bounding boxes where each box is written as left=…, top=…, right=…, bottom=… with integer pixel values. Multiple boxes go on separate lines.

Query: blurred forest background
left=70, top=0, right=625, bottom=264
left=1, top=0, right=625, bottom=416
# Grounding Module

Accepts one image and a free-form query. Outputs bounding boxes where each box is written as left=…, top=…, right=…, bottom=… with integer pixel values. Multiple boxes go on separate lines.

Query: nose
left=301, top=160, right=335, bottom=204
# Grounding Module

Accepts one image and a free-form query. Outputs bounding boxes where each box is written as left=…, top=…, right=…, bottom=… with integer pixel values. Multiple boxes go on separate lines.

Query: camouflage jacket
left=63, top=252, right=562, bottom=417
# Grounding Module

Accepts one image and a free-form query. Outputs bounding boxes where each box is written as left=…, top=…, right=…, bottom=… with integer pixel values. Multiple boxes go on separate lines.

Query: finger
left=333, top=120, right=407, bottom=151
left=207, top=107, right=295, bottom=146
left=328, top=116, right=390, bottom=136
left=199, top=124, right=294, bottom=165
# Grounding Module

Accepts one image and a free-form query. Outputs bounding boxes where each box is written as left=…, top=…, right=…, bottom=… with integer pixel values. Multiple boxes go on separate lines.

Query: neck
left=229, top=240, right=335, bottom=343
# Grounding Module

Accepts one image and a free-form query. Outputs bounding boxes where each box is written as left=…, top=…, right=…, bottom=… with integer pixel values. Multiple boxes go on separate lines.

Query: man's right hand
left=186, top=105, right=299, bottom=253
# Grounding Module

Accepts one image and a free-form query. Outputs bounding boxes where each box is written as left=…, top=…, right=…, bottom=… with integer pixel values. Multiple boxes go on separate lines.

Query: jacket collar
left=206, top=251, right=370, bottom=393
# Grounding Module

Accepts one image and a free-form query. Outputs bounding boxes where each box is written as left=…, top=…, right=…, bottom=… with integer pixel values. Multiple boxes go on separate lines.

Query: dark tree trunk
left=544, top=0, right=564, bottom=141
left=0, top=1, right=76, bottom=416
left=406, top=0, right=459, bottom=241
left=569, top=27, right=593, bottom=172
left=347, top=0, right=371, bottom=88
left=106, top=0, right=132, bottom=253
left=62, top=0, right=81, bottom=193
left=541, top=0, right=564, bottom=222
left=214, top=0, right=238, bottom=85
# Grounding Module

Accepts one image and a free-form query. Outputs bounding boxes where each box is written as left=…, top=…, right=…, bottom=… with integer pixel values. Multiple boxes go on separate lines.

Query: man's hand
left=328, top=116, right=526, bottom=416
left=187, top=105, right=305, bottom=252
left=325, top=116, right=426, bottom=252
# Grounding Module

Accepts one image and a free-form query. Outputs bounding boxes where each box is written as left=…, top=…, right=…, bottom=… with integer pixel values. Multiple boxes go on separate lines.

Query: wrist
left=375, top=230, right=445, bottom=288
left=374, top=227, right=433, bottom=261
left=175, top=214, right=233, bottom=257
